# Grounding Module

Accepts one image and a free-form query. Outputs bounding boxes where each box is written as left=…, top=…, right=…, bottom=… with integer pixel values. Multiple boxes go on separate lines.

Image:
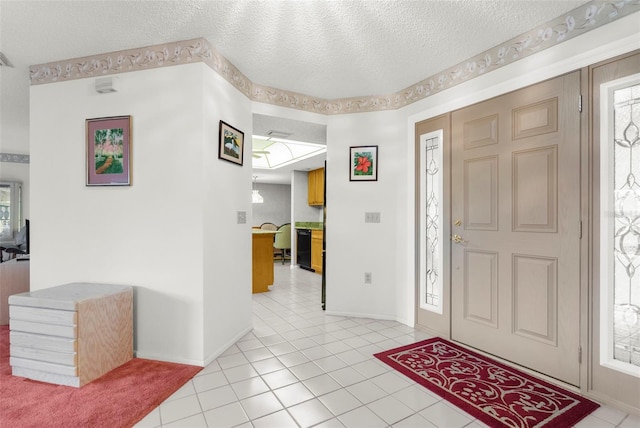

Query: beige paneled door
left=450, top=72, right=582, bottom=386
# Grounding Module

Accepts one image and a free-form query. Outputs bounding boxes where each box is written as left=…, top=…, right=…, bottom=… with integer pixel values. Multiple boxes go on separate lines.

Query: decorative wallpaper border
left=29, top=0, right=639, bottom=115
left=0, top=153, right=30, bottom=163
left=30, top=39, right=215, bottom=85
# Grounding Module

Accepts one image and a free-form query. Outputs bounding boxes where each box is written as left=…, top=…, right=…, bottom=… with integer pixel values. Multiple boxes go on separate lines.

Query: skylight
left=252, top=136, right=326, bottom=170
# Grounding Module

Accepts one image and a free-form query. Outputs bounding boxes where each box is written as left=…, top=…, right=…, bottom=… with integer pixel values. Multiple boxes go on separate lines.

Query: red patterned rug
left=374, top=338, right=599, bottom=428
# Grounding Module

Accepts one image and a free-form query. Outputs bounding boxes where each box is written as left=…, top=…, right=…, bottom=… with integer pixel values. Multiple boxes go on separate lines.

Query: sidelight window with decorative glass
left=600, top=74, right=640, bottom=377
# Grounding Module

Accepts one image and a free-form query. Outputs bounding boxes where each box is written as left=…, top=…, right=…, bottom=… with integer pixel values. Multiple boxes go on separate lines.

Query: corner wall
left=29, top=63, right=252, bottom=365
left=202, top=67, right=253, bottom=363
left=325, top=109, right=406, bottom=320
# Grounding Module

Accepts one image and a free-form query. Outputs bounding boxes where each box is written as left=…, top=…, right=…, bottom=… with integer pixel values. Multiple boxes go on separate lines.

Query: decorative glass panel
left=612, top=81, right=640, bottom=367
left=600, top=74, right=640, bottom=377
left=420, top=131, right=443, bottom=314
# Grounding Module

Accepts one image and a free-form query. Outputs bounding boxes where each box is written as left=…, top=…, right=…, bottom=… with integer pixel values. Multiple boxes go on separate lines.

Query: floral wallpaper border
left=0, top=153, right=30, bottom=163
left=29, top=0, right=639, bottom=115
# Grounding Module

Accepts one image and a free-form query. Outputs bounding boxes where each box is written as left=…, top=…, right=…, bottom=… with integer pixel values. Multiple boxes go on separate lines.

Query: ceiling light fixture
left=266, top=130, right=292, bottom=140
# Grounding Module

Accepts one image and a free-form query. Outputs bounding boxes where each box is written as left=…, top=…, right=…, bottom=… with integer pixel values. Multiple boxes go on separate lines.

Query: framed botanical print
left=349, top=145, right=378, bottom=181
left=86, top=116, right=131, bottom=186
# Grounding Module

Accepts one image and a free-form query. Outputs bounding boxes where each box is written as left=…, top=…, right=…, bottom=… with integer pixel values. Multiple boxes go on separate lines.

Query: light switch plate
left=237, top=211, right=247, bottom=224
left=365, top=212, right=381, bottom=223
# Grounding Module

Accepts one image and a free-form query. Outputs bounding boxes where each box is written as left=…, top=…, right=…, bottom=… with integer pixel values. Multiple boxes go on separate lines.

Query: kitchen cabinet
left=311, top=229, right=323, bottom=274
left=252, top=230, right=276, bottom=293
left=308, top=167, right=324, bottom=206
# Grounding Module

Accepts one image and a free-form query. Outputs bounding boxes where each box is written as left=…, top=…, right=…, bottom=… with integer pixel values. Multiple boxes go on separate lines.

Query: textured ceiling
left=0, top=0, right=592, bottom=182
left=1, top=0, right=590, bottom=98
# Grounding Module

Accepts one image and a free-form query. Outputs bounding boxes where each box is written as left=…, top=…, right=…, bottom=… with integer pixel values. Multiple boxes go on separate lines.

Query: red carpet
left=0, top=325, right=202, bottom=428
left=375, top=337, right=599, bottom=428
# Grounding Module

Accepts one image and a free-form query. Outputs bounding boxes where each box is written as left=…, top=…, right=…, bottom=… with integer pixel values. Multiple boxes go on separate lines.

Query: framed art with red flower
left=349, top=145, right=378, bottom=181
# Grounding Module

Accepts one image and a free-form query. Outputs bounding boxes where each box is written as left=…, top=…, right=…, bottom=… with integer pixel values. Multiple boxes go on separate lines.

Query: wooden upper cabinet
left=308, top=167, right=324, bottom=206
left=308, top=169, right=316, bottom=205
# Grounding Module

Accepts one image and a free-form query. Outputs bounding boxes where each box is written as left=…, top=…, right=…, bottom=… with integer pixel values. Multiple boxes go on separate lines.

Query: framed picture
left=349, top=145, right=378, bottom=181
left=86, top=116, right=131, bottom=186
left=218, top=120, right=244, bottom=166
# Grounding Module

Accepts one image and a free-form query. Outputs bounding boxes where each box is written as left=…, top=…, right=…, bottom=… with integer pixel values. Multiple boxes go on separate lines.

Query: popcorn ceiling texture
left=2, top=0, right=637, bottom=151
left=24, top=1, right=639, bottom=116
left=5, top=1, right=591, bottom=99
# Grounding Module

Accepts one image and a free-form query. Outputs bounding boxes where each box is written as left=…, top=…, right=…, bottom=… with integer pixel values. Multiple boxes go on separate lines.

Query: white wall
left=202, top=66, right=253, bottom=363
left=0, top=65, right=30, bottom=154
left=325, top=109, right=406, bottom=320
left=252, top=183, right=292, bottom=226
left=30, top=63, right=252, bottom=365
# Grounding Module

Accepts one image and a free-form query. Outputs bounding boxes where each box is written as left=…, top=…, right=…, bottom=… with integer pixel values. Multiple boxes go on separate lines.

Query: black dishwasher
left=297, top=229, right=313, bottom=271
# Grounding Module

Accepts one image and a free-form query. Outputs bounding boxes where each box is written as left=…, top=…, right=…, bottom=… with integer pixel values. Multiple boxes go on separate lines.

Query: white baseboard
left=324, top=310, right=396, bottom=321
left=202, top=324, right=254, bottom=367
left=134, top=324, right=254, bottom=367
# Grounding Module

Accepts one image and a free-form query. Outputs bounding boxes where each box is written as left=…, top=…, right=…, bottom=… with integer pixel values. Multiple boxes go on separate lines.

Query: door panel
left=512, top=146, right=557, bottom=232
left=512, top=254, right=557, bottom=345
left=464, top=250, right=498, bottom=327
left=451, top=72, right=581, bottom=386
left=463, top=114, right=498, bottom=149
left=464, top=156, right=498, bottom=230
left=512, top=97, right=558, bottom=139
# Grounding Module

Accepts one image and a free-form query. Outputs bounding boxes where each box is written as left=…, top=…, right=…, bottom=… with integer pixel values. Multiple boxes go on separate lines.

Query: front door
left=450, top=72, right=582, bottom=386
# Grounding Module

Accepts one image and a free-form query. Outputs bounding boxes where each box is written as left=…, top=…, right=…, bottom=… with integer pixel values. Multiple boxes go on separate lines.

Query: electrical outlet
left=364, top=272, right=372, bottom=284
left=237, top=211, right=246, bottom=224
left=365, top=212, right=381, bottom=223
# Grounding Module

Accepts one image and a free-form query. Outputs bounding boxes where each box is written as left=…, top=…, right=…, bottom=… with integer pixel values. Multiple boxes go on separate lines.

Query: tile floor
left=135, top=264, right=638, bottom=428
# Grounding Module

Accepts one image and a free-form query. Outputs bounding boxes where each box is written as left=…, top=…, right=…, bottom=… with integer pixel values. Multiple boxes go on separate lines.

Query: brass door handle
left=451, top=234, right=467, bottom=244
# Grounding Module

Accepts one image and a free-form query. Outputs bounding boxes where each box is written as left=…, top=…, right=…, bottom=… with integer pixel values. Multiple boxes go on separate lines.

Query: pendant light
left=252, top=176, right=264, bottom=204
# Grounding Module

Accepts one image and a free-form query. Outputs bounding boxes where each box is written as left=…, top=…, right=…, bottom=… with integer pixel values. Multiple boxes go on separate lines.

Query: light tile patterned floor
left=135, top=264, right=638, bottom=428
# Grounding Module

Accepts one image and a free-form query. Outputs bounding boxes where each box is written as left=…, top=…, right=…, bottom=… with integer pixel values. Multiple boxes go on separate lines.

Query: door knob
left=451, top=234, right=467, bottom=244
